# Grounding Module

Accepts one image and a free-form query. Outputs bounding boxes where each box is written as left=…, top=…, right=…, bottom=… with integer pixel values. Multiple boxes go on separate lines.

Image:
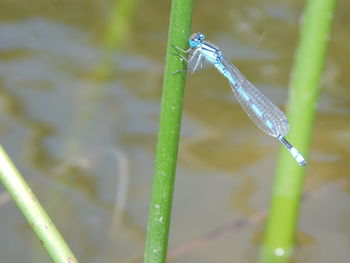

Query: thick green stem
left=261, top=0, right=336, bottom=262
left=0, top=145, right=78, bottom=263
left=144, top=0, right=193, bottom=263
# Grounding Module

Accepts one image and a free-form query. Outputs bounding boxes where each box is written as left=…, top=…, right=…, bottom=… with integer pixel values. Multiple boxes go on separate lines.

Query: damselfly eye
left=189, top=33, right=205, bottom=47
left=191, top=33, right=205, bottom=43
left=197, top=33, right=205, bottom=41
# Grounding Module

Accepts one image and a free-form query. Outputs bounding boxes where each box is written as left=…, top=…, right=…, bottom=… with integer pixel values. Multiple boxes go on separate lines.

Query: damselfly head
left=189, top=33, right=205, bottom=48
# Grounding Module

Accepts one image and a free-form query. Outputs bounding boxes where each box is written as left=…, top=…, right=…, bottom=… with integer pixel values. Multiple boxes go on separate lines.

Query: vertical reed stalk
left=144, top=0, right=193, bottom=262
left=261, top=0, right=336, bottom=262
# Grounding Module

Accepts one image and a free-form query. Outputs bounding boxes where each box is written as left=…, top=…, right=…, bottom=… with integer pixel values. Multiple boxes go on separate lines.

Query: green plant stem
left=144, top=0, right=193, bottom=262
left=0, top=145, right=78, bottom=263
left=261, top=0, right=336, bottom=262
left=103, top=0, right=137, bottom=50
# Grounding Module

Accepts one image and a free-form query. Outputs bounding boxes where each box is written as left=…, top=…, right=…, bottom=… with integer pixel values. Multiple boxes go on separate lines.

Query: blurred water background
left=0, top=0, right=349, bottom=262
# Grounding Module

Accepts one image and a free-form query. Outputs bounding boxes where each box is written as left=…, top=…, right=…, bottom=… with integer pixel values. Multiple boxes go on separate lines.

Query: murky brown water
left=0, top=0, right=349, bottom=262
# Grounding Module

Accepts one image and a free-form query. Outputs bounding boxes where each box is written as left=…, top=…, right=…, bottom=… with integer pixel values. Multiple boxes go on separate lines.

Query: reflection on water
left=0, top=0, right=349, bottom=262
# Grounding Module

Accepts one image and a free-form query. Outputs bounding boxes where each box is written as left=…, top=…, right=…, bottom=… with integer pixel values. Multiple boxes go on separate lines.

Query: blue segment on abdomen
left=265, top=120, right=273, bottom=130
left=251, top=104, right=263, bottom=118
left=236, top=87, right=250, bottom=101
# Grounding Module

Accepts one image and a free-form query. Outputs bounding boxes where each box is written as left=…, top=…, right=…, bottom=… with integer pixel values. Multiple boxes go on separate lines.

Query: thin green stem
left=144, top=0, right=193, bottom=262
left=103, top=0, right=137, bottom=50
left=0, top=145, right=78, bottom=263
left=261, top=0, right=336, bottom=262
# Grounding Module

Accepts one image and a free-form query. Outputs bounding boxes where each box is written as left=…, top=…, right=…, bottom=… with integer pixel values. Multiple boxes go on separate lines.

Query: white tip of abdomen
left=290, top=147, right=306, bottom=167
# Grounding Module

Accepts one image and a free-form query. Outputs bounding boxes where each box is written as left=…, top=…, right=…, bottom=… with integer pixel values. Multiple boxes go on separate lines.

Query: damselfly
left=177, top=33, right=306, bottom=167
